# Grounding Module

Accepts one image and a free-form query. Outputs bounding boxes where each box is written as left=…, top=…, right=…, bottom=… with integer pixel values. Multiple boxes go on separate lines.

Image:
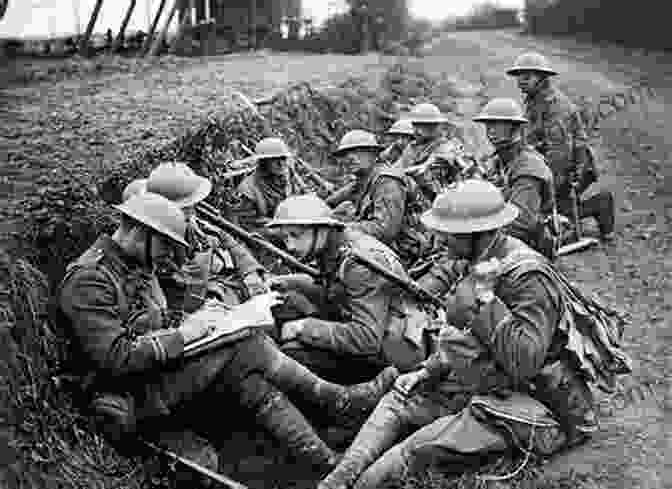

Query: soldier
left=125, top=162, right=267, bottom=311
left=234, top=137, right=293, bottom=236
left=379, top=119, right=415, bottom=165
left=507, top=52, right=615, bottom=241
left=394, top=103, right=478, bottom=210
left=473, top=98, right=558, bottom=260
left=57, top=192, right=398, bottom=474
left=327, top=129, right=429, bottom=267
left=266, top=193, right=431, bottom=383
left=318, top=180, right=630, bottom=489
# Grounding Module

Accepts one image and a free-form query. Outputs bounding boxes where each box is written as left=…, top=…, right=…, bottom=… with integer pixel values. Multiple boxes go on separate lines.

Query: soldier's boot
left=318, top=391, right=408, bottom=489
left=352, top=443, right=409, bottom=489
left=534, top=360, right=598, bottom=448
left=269, top=354, right=400, bottom=427
left=580, top=191, right=615, bottom=241
left=243, top=375, right=340, bottom=474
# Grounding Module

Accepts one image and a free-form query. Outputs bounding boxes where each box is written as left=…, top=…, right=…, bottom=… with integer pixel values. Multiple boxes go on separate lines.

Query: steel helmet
left=255, top=137, right=292, bottom=160
left=114, top=192, right=189, bottom=248
left=122, top=178, right=148, bottom=202
left=473, top=98, right=528, bottom=124
left=266, top=193, right=345, bottom=228
left=407, top=103, right=451, bottom=124
left=333, top=130, right=381, bottom=156
left=386, top=119, right=415, bottom=136
left=506, top=52, right=557, bottom=77
left=421, top=179, right=519, bottom=234
left=145, top=162, right=212, bottom=208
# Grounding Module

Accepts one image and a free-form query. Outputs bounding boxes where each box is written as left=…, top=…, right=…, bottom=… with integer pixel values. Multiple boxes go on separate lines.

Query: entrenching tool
left=557, top=181, right=599, bottom=256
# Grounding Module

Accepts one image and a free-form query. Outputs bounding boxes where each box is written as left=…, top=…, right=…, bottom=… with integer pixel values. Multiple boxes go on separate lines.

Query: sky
left=1, top=0, right=524, bottom=39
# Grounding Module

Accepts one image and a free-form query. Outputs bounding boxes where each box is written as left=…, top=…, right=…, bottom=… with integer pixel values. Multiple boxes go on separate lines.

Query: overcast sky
left=1, top=0, right=524, bottom=39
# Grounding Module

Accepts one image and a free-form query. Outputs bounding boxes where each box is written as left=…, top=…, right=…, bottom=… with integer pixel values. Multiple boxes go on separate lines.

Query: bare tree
left=148, top=0, right=179, bottom=57
left=112, top=0, right=137, bottom=53
left=142, top=0, right=168, bottom=54
left=79, top=0, right=106, bottom=57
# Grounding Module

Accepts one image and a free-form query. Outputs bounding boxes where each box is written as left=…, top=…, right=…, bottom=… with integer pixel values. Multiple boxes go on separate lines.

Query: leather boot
left=242, top=375, right=340, bottom=474
left=580, top=191, right=615, bottom=240
left=353, top=443, right=409, bottom=489
left=533, top=360, right=598, bottom=447
left=269, top=353, right=400, bottom=427
left=318, top=391, right=408, bottom=489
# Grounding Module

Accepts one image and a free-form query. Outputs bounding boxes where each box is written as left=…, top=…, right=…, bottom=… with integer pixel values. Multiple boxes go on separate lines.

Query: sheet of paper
left=183, top=292, right=278, bottom=352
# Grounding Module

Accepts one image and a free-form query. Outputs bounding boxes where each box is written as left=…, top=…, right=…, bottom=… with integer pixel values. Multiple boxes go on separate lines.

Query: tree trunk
left=148, top=0, right=179, bottom=57
left=79, top=0, right=105, bottom=57
left=142, top=0, right=168, bottom=55
left=112, top=0, right=137, bottom=53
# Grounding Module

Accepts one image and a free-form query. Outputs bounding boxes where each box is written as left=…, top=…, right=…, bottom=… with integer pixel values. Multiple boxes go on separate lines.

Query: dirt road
left=424, top=30, right=671, bottom=489
left=1, top=32, right=670, bottom=489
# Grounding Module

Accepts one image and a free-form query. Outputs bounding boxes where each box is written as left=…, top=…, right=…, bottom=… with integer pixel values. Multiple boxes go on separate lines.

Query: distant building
left=185, top=0, right=302, bottom=48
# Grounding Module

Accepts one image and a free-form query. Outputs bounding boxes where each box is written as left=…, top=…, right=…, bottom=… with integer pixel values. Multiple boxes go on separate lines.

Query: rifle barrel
left=196, top=202, right=320, bottom=278
left=346, top=249, right=448, bottom=310
left=143, top=440, right=249, bottom=489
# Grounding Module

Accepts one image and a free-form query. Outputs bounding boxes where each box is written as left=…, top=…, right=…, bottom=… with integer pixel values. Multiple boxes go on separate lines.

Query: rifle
left=196, top=201, right=320, bottom=278
left=142, top=439, right=249, bottom=489
left=557, top=181, right=599, bottom=256
left=343, top=245, right=449, bottom=310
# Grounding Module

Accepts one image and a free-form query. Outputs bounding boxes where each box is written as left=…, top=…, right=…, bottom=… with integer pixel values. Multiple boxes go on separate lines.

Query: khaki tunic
left=524, top=82, right=589, bottom=189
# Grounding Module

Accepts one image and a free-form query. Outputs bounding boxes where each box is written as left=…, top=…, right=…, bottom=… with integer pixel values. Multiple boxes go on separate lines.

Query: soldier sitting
left=124, top=162, right=266, bottom=311
left=326, top=129, right=429, bottom=267
left=507, top=52, right=615, bottom=241
left=393, top=103, right=479, bottom=209
left=317, top=179, right=631, bottom=489
left=473, top=98, right=559, bottom=260
left=233, top=137, right=293, bottom=238
left=266, top=193, right=431, bottom=383
left=379, top=119, right=415, bottom=165
left=57, top=192, right=399, bottom=474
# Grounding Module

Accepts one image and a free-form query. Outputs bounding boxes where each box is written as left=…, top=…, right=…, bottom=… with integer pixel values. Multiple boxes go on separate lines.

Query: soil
left=1, top=31, right=670, bottom=489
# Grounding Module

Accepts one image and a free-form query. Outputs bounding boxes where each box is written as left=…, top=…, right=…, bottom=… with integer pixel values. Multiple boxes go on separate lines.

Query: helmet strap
left=144, top=229, right=154, bottom=270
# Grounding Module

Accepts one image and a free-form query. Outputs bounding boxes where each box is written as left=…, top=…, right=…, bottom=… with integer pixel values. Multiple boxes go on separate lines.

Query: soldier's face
left=262, top=157, right=288, bottom=178
left=515, top=72, right=544, bottom=94
left=283, top=226, right=318, bottom=259
left=485, top=121, right=516, bottom=147
left=413, top=123, right=441, bottom=142
left=339, top=149, right=376, bottom=178
left=433, top=231, right=473, bottom=258
left=149, top=233, right=178, bottom=265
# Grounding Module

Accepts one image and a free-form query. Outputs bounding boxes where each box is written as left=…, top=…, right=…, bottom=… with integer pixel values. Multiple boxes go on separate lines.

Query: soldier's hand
left=243, top=271, right=268, bottom=296
left=178, top=316, right=212, bottom=344
left=393, top=369, right=429, bottom=396
left=280, top=319, right=308, bottom=343
left=331, top=200, right=356, bottom=221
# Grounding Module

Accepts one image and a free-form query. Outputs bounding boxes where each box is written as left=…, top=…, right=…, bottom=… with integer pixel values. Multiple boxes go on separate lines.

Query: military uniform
left=394, top=136, right=474, bottom=209
left=234, top=169, right=290, bottom=232
left=327, top=166, right=428, bottom=267
left=524, top=81, right=614, bottom=235
left=58, top=235, right=397, bottom=470
left=278, top=229, right=430, bottom=383
left=160, top=215, right=265, bottom=312
left=318, top=235, right=603, bottom=489
left=488, top=141, right=557, bottom=259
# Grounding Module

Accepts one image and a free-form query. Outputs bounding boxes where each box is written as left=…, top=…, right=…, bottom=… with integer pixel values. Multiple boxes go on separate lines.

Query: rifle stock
left=196, top=202, right=320, bottom=278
